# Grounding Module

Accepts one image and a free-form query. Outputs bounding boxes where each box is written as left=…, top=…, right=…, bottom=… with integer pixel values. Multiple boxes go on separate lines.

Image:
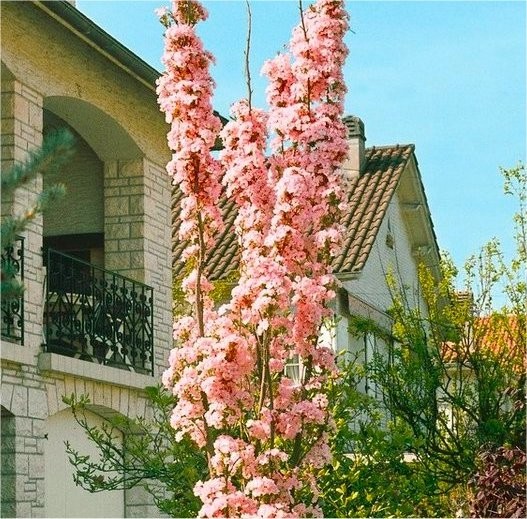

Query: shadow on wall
left=1, top=405, right=16, bottom=518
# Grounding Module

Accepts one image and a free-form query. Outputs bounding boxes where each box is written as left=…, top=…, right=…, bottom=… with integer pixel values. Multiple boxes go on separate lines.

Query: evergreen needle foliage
left=1, top=129, right=74, bottom=300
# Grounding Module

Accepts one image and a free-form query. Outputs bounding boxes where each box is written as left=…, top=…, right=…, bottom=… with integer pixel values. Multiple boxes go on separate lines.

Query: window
left=285, top=354, right=303, bottom=382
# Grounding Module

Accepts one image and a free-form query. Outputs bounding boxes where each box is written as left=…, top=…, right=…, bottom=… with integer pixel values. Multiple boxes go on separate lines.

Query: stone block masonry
left=1, top=79, right=45, bottom=354
left=1, top=3, right=173, bottom=514
left=103, top=157, right=173, bottom=379
left=0, top=80, right=171, bottom=518
left=0, top=358, right=169, bottom=517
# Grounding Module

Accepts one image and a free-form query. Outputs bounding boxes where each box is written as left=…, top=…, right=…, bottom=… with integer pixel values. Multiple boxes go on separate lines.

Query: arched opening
left=43, top=96, right=142, bottom=161
left=1, top=405, right=16, bottom=518
left=43, top=109, right=105, bottom=267
left=41, top=98, right=154, bottom=374
left=44, top=407, right=125, bottom=518
left=41, top=95, right=143, bottom=265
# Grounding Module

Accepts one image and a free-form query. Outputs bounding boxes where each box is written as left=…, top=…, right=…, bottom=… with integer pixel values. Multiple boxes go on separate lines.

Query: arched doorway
left=44, top=407, right=124, bottom=518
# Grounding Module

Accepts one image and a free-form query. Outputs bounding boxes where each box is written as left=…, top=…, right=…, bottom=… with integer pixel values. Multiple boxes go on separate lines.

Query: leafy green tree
left=318, top=359, right=451, bottom=518
left=365, top=163, right=525, bottom=510
left=63, top=386, right=206, bottom=518
left=318, top=163, right=525, bottom=518
left=1, top=129, right=73, bottom=299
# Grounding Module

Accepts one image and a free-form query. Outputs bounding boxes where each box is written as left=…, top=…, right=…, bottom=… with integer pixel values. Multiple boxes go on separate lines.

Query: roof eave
left=33, top=1, right=228, bottom=124
left=335, top=270, right=361, bottom=282
left=34, top=1, right=159, bottom=89
left=404, top=154, right=442, bottom=281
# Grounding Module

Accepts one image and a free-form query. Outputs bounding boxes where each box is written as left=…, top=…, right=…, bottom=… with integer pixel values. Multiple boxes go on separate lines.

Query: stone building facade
left=1, top=2, right=172, bottom=517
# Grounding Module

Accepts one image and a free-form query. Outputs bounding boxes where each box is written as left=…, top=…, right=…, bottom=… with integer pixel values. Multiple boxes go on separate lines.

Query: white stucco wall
left=343, top=192, right=426, bottom=316
left=44, top=408, right=124, bottom=518
left=334, top=188, right=429, bottom=398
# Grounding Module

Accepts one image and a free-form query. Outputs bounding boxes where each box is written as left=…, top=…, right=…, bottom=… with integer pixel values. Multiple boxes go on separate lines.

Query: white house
left=172, top=116, right=441, bottom=388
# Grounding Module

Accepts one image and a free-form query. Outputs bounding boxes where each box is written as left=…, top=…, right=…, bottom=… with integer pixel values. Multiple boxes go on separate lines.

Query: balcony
left=44, top=248, right=154, bottom=375
left=1, top=236, right=24, bottom=344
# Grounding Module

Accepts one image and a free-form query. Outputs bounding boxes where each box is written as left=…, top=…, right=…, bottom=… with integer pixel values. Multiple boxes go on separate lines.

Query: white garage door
left=44, top=407, right=124, bottom=518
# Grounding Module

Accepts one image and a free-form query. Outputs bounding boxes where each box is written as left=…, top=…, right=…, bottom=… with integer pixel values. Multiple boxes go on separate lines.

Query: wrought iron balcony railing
left=1, top=236, right=24, bottom=343
left=44, top=248, right=154, bottom=375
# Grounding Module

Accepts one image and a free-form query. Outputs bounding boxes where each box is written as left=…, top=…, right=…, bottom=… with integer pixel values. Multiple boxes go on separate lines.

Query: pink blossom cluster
left=193, top=436, right=324, bottom=517
left=156, top=0, right=223, bottom=249
left=156, top=0, right=228, bottom=451
left=158, top=0, right=349, bottom=516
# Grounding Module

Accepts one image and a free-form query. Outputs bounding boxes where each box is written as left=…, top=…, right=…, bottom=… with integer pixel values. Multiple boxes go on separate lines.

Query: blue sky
left=77, top=0, right=526, bottom=270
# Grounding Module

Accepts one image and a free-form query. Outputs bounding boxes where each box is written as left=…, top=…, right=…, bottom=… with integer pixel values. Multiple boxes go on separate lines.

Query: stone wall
left=143, top=159, right=173, bottom=377
left=1, top=361, right=47, bottom=517
left=0, top=357, right=161, bottom=517
left=1, top=78, right=45, bottom=353
left=103, top=158, right=172, bottom=378
left=104, top=159, right=149, bottom=280
left=1, top=3, right=173, bottom=516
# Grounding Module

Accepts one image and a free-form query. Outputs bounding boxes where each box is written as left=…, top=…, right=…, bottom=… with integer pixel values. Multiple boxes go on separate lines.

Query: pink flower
left=247, top=419, right=271, bottom=440
left=245, top=477, right=280, bottom=498
left=160, top=0, right=349, bottom=514
left=155, top=6, right=169, bottom=18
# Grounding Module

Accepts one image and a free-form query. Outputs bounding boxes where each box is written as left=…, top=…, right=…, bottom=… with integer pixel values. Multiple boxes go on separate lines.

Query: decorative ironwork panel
left=44, top=249, right=154, bottom=375
left=1, top=237, right=24, bottom=343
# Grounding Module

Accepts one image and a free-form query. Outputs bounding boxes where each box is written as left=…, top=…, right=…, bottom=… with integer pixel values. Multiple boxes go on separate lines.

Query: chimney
left=342, top=115, right=366, bottom=178
left=454, top=291, right=475, bottom=314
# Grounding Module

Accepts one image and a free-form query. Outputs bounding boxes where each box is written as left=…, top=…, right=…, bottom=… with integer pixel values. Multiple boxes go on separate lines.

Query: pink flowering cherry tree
left=157, top=0, right=349, bottom=516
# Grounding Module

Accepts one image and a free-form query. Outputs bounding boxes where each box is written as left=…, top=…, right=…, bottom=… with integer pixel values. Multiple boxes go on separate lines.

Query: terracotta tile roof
left=334, top=144, right=414, bottom=274
left=172, top=143, right=415, bottom=280
left=441, top=315, right=526, bottom=373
